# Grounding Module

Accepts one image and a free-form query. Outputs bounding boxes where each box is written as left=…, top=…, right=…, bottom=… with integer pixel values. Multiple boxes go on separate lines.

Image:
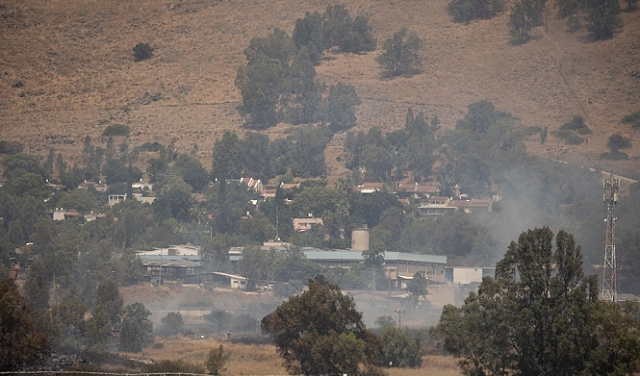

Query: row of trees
left=446, top=0, right=631, bottom=43
left=1, top=274, right=153, bottom=371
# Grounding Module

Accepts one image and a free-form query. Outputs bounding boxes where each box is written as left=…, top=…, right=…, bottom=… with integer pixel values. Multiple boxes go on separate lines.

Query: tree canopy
left=0, top=278, right=48, bottom=371
left=431, top=228, right=640, bottom=376
left=376, top=28, right=423, bottom=78
left=261, top=276, right=385, bottom=376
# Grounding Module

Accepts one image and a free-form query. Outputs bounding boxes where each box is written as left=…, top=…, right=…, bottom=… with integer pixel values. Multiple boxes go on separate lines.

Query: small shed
left=211, top=272, right=248, bottom=290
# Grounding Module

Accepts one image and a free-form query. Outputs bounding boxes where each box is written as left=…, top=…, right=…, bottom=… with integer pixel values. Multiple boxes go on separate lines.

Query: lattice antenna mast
left=601, top=176, right=619, bottom=302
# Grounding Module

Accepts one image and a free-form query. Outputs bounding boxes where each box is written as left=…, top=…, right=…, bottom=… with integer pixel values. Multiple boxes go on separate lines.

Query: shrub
left=607, top=133, right=632, bottom=151
left=205, top=345, right=229, bottom=375
left=560, top=116, right=591, bottom=134
left=447, top=0, right=505, bottom=23
left=133, top=42, right=154, bottom=62
left=622, top=110, right=640, bottom=128
left=102, top=124, right=130, bottom=137
left=600, top=151, right=629, bottom=160
left=0, top=140, right=23, bottom=154
left=146, top=359, right=205, bottom=374
left=550, top=129, right=583, bottom=144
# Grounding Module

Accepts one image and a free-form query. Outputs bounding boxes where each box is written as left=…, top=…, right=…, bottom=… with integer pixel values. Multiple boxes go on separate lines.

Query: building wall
left=452, top=267, right=483, bottom=284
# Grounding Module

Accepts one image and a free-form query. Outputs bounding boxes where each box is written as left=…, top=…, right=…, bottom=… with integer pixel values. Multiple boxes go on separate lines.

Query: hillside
left=1, top=0, right=639, bottom=179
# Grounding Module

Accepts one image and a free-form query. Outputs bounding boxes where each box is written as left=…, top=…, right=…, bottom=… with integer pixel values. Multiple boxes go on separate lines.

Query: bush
left=0, top=140, right=23, bottom=154
left=551, top=129, right=583, bottom=144
left=607, top=133, right=632, bottom=151
left=102, top=124, right=130, bottom=137
left=133, top=42, right=154, bottom=62
left=600, top=151, right=629, bottom=160
left=447, top=0, right=505, bottom=23
left=622, top=110, right=640, bottom=128
left=146, top=359, right=205, bottom=374
left=560, top=116, right=591, bottom=134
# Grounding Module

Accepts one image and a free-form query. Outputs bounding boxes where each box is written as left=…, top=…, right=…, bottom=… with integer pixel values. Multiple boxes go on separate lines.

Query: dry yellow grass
left=127, top=336, right=461, bottom=376
left=1, top=0, right=639, bottom=178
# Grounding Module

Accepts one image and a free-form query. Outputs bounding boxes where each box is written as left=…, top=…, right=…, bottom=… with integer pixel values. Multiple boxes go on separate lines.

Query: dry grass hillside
left=1, top=0, right=639, bottom=180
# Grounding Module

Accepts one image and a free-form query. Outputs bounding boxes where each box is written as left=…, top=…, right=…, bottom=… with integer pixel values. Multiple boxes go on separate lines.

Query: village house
left=292, top=217, right=324, bottom=232
left=354, top=182, right=383, bottom=194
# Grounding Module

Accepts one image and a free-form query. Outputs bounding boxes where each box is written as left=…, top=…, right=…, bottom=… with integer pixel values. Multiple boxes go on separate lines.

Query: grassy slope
left=0, top=0, right=639, bottom=179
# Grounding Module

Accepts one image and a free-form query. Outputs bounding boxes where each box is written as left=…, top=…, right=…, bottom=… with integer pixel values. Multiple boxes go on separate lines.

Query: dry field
left=1, top=0, right=639, bottom=180
left=129, top=336, right=461, bottom=376
left=120, top=284, right=461, bottom=375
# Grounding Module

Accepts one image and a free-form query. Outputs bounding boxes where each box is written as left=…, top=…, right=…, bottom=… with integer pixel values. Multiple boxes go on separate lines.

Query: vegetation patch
left=102, top=124, right=130, bottom=137
left=551, top=129, right=584, bottom=144
left=559, top=116, right=591, bottom=134
left=621, top=110, right=640, bottom=128
left=133, top=42, right=154, bottom=62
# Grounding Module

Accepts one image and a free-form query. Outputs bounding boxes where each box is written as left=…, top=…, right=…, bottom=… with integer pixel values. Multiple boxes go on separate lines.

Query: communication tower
left=601, top=176, right=619, bottom=302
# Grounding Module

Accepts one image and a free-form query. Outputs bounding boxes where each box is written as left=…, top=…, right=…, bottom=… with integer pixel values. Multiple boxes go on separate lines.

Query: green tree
left=374, top=315, right=396, bottom=329
left=447, top=0, right=505, bottom=23
left=339, top=14, right=376, bottom=53
left=293, top=11, right=325, bottom=64
left=603, top=133, right=632, bottom=160
left=326, top=82, right=361, bottom=133
left=261, top=276, right=385, bottom=376
left=56, top=189, right=99, bottom=213
left=211, top=131, right=241, bottom=181
left=322, top=5, right=376, bottom=53
left=239, top=245, right=276, bottom=290
left=509, top=0, right=535, bottom=44
left=287, top=125, right=330, bottom=177
left=159, top=312, right=184, bottom=337
left=86, top=303, right=111, bottom=349
left=607, top=133, right=632, bottom=152
left=236, top=54, right=286, bottom=127
left=431, top=228, right=640, bottom=376
left=376, top=28, right=423, bottom=78
left=236, top=29, right=296, bottom=128
left=456, top=100, right=506, bottom=133
left=153, top=176, right=193, bottom=221
left=0, top=278, right=48, bottom=371
left=406, top=271, right=428, bottom=306
left=381, top=326, right=422, bottom=368
left=555, top=0, right=582, bottom=18
left=24, top=258, right=50, bottom=313
left=584, top=0, right=622, bottom=40
left=119, top=302, right=153, bottom=352
left=323, top=4, right=353, bottom=50
left=239, top=132, right=272, bottom=179
left=95, top=278, right=123, bottom=325
left=621, top=110, right=640, bottom=129
left=108, top=200, right=155, bottom=250
left=174, top=153, right=209, bottom=192
left=133, top=42, right=153, bottom=62
left=285, top=47, right=323, bottom=125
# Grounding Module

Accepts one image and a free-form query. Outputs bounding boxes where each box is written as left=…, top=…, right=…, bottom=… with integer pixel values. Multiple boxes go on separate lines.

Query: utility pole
left=601, top=175, right=619, bottom=302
